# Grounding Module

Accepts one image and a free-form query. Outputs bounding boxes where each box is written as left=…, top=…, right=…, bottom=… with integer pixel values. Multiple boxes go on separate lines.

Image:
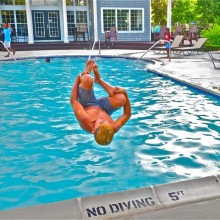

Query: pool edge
left=0, top=174, right=220, bottom=219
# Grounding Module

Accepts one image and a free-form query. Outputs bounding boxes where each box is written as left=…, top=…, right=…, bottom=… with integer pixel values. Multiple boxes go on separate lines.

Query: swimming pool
left=0, top=56, right=219, bottom=211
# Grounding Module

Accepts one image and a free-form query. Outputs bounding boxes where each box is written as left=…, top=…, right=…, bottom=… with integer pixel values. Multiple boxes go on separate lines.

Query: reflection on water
left=0, top=57, right=219, bottom=211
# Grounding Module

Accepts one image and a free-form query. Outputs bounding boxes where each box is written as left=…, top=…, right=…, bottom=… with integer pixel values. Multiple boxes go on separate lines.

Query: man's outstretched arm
left=113, top=89, right=131, bottom=133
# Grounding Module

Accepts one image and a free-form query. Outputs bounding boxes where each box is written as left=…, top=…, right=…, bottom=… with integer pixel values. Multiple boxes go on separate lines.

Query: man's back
left=3, top=27, right=11, bottom=42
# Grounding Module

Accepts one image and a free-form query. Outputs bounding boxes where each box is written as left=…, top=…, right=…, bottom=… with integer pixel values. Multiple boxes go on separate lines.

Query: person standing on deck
left=164, top=28, right=172, bottom=59
left=0, top=23, right=16, bottom=57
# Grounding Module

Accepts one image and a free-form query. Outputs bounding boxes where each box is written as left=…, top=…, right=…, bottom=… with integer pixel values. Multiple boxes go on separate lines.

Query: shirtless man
left=70, top=59, right=131, bottom=145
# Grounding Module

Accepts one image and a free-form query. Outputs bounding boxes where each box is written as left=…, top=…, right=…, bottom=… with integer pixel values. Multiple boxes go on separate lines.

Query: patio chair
left=105, top=26, right=117, bottom=42
left=188, top=25, right=199, bottom=44
left=173, top=26, right=183, bottom=37
left=72, top=27, right=78, bottom=41
left=76, top=23, right=88, bottom=41
left=153, top=35, right=184, bottom=54
left=172, top=37, right=207, bottom=55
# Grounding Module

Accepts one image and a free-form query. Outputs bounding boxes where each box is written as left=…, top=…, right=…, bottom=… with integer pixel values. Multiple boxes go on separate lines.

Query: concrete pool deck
left=0, top=49, right=219, bottom=219
left=0, top=175, right=220, bottom=219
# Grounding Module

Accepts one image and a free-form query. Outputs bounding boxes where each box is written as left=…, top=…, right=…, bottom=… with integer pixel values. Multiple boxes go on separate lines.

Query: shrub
left=202, top=23, right=220, bottom=49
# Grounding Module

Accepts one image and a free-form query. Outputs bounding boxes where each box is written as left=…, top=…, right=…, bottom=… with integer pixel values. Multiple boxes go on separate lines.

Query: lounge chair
left=208, top=51, right=220, bottom=69
left=153, top=35, right=184, bottom=54
left=173, top=38, right=207, bottom=55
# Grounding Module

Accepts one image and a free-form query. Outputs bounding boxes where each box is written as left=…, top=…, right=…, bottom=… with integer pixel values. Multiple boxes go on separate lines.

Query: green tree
left=195, top=0, right=220, bottom=24
left=151, top=0, right=197, bottom=25
left=151, top=0, right=167, bottom=25
left=172, top=0, right=197, bottom=24
left=151, top=0, right=219, bottom=27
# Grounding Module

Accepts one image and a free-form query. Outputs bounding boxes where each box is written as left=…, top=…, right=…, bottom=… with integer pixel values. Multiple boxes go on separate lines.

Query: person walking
left=0, top=23, right=16, bottom=57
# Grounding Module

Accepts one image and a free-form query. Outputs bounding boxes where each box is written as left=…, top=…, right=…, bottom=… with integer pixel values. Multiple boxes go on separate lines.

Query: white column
left=25, top=0, right=34, bottom=44
left=167, top=0, right=172, bottom=30
left=93, top=0, right=98, bottom=42
left=0, top=11, right=2, bottom=24
left=62, top=0, right=69, bottom=43
left=149, top=0, right=152, bottom=41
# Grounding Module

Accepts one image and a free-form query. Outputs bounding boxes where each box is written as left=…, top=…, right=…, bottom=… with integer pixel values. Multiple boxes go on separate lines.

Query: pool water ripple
left=0, top=57, right=220, bottom=211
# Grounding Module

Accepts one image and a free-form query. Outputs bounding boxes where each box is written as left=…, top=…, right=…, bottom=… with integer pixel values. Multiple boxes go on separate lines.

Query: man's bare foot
left=93, top=64, right=101, bottom=83
left=84, top=59, right=95, bottom=74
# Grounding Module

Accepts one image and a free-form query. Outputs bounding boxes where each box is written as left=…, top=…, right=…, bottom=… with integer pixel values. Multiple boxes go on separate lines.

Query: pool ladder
left=0, top=41, right=17, bottom=61
left=134, top=40, right=171, bottom=63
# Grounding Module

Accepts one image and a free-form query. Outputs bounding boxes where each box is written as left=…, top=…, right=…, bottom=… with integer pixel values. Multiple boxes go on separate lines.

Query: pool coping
left=1, top=53, right=220, bottom=219
left=0, top=174, right=220, bottom=219
left=123, top=55, right=220, bottom=99
left=145, top=59, right=220, bottom=99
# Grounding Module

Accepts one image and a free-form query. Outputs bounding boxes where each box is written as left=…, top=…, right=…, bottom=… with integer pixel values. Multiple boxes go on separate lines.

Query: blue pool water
left=0, top=57, right=220, bottom=211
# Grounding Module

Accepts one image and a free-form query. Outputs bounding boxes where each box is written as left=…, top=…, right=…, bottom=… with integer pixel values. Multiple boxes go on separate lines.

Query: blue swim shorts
left=78, top=86, right=120, bottom=115
left=166, top=42, right=171, bottom=49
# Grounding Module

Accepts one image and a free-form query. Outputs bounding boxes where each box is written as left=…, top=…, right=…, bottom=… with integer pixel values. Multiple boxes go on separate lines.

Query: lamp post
left=167, top=0, right=172, bottom=29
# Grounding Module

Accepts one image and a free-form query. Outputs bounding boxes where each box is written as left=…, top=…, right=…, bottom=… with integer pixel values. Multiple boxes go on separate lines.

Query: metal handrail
left=0, top=41, right=16, bottom=61
left=99, top=40, right=101, bottom=55
left=134, top=40, right=171, bottom=63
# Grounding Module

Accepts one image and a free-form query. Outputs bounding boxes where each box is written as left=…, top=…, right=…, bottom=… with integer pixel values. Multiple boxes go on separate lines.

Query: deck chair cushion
left=153, top=35, right=184, bottom=51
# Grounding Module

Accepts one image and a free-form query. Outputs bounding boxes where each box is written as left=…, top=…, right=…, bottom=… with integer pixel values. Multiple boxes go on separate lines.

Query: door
left=32, top=11, right=61, bottom=41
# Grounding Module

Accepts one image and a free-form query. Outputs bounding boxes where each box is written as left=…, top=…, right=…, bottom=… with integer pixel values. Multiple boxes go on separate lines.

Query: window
left=0, top=0, right=13, bottom=5
left=1, top=10, right=27, bottom=41
left=103, top=9, right=115, bottom=32
left=16, top=10, right=27, bottom=24
left=1, top=10, right=15, bottom=24
left=0, top=0, right=25, bottom=4
left=117, top=9, right=129, bottom=31
left=48, top=12, right=59, bottom=37
left=67, top=11, right=75, bottom=35
left=131, top=10, right=143, bottom=31
left=34, top=12, right=45, bottom=37
left=31, top=0, right=58, bottom=5
left=102, top=8, right=143, bottom=32
left=15, top=0, right=25, bottom=5
left=67, top=10, right=87, bottom=36
left=66, top=0, right=87, bottom=6
left=76, top=11, right=87, bottom=23
left=16, top=10, right=27, bottom=37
